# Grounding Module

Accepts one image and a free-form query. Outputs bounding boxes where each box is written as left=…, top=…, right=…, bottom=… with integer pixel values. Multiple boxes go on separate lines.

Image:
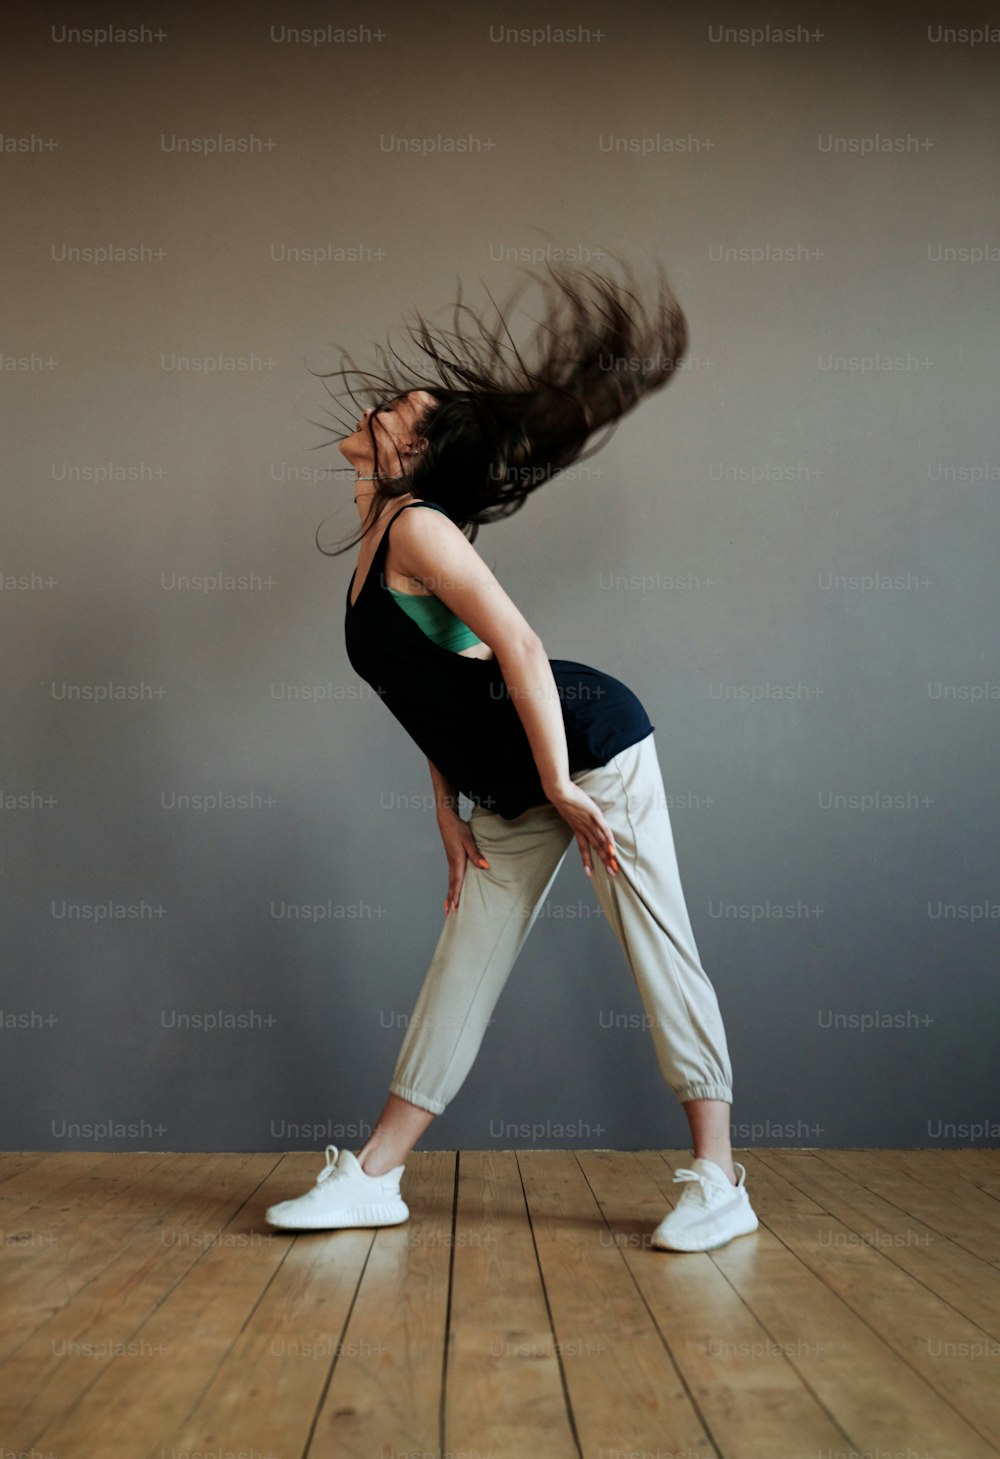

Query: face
left=338, top=388, right=437, bottom=476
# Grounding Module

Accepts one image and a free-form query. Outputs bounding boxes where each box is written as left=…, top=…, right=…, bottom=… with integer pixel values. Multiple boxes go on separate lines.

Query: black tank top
left=344, top=500, right=654, bottom=818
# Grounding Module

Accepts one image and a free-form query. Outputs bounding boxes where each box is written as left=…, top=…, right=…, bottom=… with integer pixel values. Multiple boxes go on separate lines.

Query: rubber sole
left=265, top=1198, right=410, bottom=1232
left=651, top=1212, right=759, bottom=1253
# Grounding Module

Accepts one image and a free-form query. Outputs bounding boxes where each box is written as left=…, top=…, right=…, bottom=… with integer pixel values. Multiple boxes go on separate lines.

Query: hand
left=545, top=781, right=620, bottom=879
left=436, top=812, right=490, bottom=916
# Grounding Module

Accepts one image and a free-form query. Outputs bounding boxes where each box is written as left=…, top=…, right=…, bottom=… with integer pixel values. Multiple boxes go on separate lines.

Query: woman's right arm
left=428, top=757, right=490, bottom=916
left=427, top=757, right=462, bottom=819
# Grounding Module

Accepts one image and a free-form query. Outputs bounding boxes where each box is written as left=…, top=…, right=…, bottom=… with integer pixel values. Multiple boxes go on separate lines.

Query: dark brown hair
left=311, top=250, right=689, bottom=554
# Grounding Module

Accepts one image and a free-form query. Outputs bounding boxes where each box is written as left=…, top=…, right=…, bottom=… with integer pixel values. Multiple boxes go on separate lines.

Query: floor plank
left=648, top=1153, right=1000, bottom=1459
left=580, top=1150, right=855, bottom=1459
left=0, top=1153, right=275, bottom=1446
left=518, top=1149, right=716, bottom=1459
left=26, top=1155, right=330, bottom=1457
left=0, top=1151, right=181, bottom=1359
left=445, top=1151, right=580, bottom=1459
left=0, top=1152, right=53, bottom=1188
left=815, top=1150, right=1000, bottom=1268
left=284, top=1150, right=454, bottom=1459
left=749, top=1205, right=1000, bottom=1446
left=2, top=1149, right=997, bottom=1459
left=758, top=1149, right=1000, bottom=1336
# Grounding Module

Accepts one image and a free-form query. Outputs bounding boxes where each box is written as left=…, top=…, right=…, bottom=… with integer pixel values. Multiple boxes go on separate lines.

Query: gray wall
left=3, top=0, right=997, bottom=1152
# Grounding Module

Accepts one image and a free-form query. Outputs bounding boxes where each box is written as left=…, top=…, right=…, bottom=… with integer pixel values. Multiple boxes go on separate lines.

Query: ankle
left=696, top=1151, right=737, bottom=1184
left=357, top=1147, right=403, bottom=1178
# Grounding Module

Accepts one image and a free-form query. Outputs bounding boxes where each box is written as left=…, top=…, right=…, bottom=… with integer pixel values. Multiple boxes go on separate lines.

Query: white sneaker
left=651, top=1157, right=759, bottom=1252
left=265, top=1145, right=409, bottom=1231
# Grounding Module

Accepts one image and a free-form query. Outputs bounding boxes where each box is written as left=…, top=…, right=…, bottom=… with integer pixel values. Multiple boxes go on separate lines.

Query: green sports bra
left=387, top=585, right=483, bottom=653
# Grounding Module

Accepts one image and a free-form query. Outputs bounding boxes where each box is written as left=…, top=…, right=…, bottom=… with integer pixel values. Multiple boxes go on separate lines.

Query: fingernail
left=478, top=859, right=489, bottom=868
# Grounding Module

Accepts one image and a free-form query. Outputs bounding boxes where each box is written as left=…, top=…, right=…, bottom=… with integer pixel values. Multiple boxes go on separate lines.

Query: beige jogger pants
left=389, top=730, right=734, bottom=1115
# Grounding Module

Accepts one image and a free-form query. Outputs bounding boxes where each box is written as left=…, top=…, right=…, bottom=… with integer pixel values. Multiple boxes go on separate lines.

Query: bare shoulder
left=389, top=501, right=469, bottom=544
left=388, top=502, right=484, bottom=570
left=387, top=501, right=540, bottom=654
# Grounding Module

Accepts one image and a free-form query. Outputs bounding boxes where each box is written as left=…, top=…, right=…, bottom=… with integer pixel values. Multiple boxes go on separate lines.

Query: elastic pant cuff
left=389, top=1081, right=445, bottom=1116
left=675, top=1083, right=733, bottom=1105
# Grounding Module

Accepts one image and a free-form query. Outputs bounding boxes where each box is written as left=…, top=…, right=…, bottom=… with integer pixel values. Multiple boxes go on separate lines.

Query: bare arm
left=427, top=756, right=463, bottom=821
left=427, top=755, right=491, bottom=917
left=491, top=637, right=572, bottom=798
left=488, top=639, right=620, bottom=879
left=394, top=510, right=620, bottom=878
left=394, top=510, right=576, bottom=793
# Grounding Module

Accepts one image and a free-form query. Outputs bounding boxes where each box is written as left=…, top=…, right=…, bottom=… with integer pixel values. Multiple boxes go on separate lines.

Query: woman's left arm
left=491, top=636, right=573, bottom=798
left=494, top=638, right=620, bottom=878
left=390, top=509, right=621, bottom=879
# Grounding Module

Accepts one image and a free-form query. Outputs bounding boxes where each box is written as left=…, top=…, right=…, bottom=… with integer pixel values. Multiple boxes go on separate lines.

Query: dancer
left=266, top=258, right=758, bottom=1252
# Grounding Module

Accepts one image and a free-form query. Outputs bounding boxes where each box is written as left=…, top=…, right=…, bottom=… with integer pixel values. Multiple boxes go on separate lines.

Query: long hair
left=311, top=250, right=688, bottom=555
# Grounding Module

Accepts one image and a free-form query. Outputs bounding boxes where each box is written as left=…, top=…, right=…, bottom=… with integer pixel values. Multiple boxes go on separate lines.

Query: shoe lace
left=671, top=1167, right=714, bottom=1208
left=315, top=1144, right=344, bottom=1185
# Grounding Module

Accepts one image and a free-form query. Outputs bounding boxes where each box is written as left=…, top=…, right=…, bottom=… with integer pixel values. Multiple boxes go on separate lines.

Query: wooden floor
left=1, top=1149, right=999, bottom=1458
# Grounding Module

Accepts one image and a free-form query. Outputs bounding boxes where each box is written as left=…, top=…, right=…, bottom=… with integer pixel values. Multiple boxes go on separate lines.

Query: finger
left=445, top=862, right=465, bottom=915
left=574, top=797, right=617, bottom=876
left=576, top=832, right=593, bottom=878
left=468, top=842, right=490, bottom=870
left=597, top=823, right=619, bottom=876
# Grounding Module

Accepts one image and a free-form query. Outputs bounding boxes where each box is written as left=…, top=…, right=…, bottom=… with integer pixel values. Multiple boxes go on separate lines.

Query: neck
left=353, top=475, right=415, bottom=524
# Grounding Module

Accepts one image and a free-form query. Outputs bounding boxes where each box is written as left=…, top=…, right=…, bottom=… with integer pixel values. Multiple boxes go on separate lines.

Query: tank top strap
left=376, top=499, right=448, bottom=558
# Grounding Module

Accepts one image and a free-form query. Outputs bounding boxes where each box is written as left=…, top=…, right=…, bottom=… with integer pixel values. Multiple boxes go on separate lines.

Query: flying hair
left=309, top=249, right=689, bottom=554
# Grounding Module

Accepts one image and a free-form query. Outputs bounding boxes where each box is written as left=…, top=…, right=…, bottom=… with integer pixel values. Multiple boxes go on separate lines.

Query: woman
left=265, top=258, right=759, bottom=1252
